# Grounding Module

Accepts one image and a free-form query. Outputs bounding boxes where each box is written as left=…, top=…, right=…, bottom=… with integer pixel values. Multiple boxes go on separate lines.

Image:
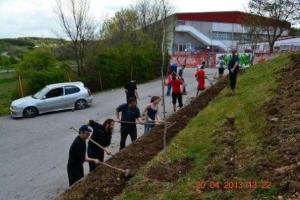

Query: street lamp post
left=206, top=46, right=210, bottom=67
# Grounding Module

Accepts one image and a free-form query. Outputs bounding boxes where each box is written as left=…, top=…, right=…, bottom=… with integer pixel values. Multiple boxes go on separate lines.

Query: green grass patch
left=115, top=54, right=292, bottom=200
left=0, top=72, right=17, bottom=116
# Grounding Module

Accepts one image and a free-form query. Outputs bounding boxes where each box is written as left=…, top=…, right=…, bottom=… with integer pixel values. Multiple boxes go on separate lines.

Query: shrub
left=16, top=48, right=67, bottom=96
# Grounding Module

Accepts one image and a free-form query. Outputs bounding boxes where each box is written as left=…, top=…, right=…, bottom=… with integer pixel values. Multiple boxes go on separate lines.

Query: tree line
left=14, top=0, right=174, bottom=98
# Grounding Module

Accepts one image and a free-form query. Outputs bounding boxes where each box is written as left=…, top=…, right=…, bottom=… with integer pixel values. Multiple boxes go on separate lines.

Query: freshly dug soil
left=203, top=117, right=238, bottom=189
left=146, top=158, right=193, bottom=182
left=56, top=77, right=228, bottom=200
left=258, top=54, right=300, bottom=199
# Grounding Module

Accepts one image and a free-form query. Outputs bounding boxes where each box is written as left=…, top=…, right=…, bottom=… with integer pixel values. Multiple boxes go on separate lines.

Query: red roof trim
left=175, top=11, right=291, bottom=28
left=176, top=11, right=245, bottom=24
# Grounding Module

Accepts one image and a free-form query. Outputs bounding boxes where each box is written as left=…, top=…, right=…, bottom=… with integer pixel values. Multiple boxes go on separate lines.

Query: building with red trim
left=167, top=11, right=290, bottom=54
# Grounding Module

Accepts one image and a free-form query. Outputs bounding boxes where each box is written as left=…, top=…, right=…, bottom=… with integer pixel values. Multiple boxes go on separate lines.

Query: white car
left=10, top=82, right=93, bottom=118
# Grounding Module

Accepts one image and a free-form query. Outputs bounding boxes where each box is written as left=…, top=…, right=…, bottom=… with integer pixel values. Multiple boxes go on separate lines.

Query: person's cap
left=79, top=125, right=92, bottom=133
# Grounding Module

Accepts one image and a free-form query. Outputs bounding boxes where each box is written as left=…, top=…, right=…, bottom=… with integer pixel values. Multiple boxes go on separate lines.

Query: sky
left=0, top=0, right=250, bottom=38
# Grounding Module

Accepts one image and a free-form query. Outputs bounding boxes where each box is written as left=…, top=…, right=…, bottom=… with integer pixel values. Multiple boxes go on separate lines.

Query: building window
left=212, top=31, right=232, bottom=40
left=176, top=20, right=186, bottom=25
left=177, top=43, right=191, bottom=52
left=212, top=31, right=253, bottom=42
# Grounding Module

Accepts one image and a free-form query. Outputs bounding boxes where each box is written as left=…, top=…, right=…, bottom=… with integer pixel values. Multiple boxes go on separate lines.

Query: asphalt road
left=0, top=68, right=220, bottom=200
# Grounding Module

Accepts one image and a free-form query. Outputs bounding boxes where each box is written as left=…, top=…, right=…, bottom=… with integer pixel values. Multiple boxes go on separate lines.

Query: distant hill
left=0, top=37, right=67, bottom=58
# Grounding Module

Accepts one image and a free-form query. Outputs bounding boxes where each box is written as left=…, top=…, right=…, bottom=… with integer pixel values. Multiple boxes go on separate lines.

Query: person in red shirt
left=195, top=65, right=206, bottom=96
left=170, top=74, right=183, bottom=112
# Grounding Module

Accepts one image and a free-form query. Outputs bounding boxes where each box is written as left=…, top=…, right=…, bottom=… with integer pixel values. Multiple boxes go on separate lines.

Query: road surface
left=0, top=68, right=220, bottom=200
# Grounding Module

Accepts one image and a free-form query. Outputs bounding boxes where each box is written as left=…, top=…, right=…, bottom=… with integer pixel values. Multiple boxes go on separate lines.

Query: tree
left=134, top=0, right=175, bottom=46
left=160, top=0, right=168, bottom=149
left=134, top=0, right=164, bottom=31
left=248, top=0, right=300, bottom=53
left=17, top=48, right=66, bottom=95
left=100, top=9, right=139, bottom=47
left=241, top=14, right=266, bottom=64
left=54, top=0, right=96, bottom=76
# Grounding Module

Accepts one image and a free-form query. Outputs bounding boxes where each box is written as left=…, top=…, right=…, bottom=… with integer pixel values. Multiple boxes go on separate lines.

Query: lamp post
left=206, top=46, right=210, bottom=67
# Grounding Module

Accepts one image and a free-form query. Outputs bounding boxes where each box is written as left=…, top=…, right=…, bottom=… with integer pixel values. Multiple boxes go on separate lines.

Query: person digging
left=67, top=125, right=100, bottom=186
left=195, top=65, right=206, bottom=96
left=69, top=126, right=132, bottom=180
left=87, top=119, right=115, bottom=172
left=116, top=97, right=143, bottom=150
left=170, top=74, right=183, bottom=112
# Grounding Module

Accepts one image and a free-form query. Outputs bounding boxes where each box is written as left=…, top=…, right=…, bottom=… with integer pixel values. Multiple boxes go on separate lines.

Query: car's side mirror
left=41, top=96, right=46, bottom=100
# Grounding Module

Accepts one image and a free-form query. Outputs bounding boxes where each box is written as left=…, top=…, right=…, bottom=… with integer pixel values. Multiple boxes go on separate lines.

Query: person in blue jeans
left=143, top=96, right=161, bottom=134
left=170, top=63, right=177, bottom=74
left=116, top=98, right=142, bottom=150
left=166, top=70, right=173, bottom=96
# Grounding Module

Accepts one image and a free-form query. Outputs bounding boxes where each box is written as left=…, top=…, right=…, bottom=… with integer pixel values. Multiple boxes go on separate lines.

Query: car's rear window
left=65, top=86, right=80, bottom=95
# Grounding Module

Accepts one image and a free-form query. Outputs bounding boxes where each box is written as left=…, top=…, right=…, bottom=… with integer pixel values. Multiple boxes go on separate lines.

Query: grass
left=114, top=54, right=292, bottom=200
left=0, top=72, right=17, bottom=116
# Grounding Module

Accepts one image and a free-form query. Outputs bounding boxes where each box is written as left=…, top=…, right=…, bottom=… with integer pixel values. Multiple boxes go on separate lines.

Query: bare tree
left=134, top=0, right=175, bottom=149
left=159, top=0, right=168, bottom=149
left=242, top=14, right=265, bottom=64
left=248, top=0, right=300, bottom=53
left=54, top=0, right=96, bottom=76
left=134, top=0, right=176, bottom=44
left=135, top=0, right=162, bottom=31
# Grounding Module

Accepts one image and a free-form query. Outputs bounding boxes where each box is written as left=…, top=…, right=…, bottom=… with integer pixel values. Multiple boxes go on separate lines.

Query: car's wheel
left=75, top=99, right=87, bottom=110
left=23, top=107, right=38, bottom=118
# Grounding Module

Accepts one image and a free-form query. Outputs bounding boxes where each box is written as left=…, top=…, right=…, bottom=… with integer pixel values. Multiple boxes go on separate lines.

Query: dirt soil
left=204, top=116, right=238, bottom=183
left=56, top=77, right=228, bottom=200
left=191, top=54, right=300, bottom=200
left=146, top=158, right=193, bottom=182
left=195, top=56, right=300, bottom=200
left=258, top=54, right=300, bottom=199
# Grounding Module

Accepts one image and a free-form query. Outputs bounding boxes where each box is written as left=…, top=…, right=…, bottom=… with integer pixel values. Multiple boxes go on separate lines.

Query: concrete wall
left=185, top=21, right=213, bottom=38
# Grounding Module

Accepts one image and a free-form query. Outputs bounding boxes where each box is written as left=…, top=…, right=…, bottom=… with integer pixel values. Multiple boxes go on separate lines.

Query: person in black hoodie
left=87, top=119, right=115, bottom=172
left=67, top=125, right=100, bottom=186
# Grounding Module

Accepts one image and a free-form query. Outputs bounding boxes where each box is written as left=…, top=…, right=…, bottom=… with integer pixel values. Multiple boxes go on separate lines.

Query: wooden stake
left=18, top=74, right=24, bottom=97
left=98, top=70, right=103, bottom=91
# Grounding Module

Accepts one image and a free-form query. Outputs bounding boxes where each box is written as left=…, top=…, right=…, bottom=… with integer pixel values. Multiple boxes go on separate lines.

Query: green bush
left=85, top=39, right=162, bottom=91
left=16, top=48, right=67, bottom=96
left=25, top=69, right=66, bottom=93
left=19, top=48, right=56, bottom=71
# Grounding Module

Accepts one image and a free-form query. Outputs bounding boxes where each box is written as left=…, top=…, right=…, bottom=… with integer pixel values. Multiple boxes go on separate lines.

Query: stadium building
left=165, top=11, right=291, bottom=66
left=167, top=11, right=290, bottom=53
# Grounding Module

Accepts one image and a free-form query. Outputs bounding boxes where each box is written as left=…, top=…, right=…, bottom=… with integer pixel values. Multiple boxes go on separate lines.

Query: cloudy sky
left=0, top=0, right=249, bottom=38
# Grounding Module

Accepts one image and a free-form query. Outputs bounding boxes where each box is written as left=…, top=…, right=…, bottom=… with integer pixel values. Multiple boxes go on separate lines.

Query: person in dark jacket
left=87, top=119, right=115, bottom=172
left=116, top=97, right=142, bottom=150
left=125, top=80, right=139, bottom=102
left=67, top=125, right=100, bottom=186
left=228, top=50, right=240, bottom=94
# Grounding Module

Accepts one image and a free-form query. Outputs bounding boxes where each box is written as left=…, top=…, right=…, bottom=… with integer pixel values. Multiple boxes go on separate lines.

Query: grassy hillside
left=115, top=54, right=296, bottom=200
left=0, top=37, right=65, bottom=58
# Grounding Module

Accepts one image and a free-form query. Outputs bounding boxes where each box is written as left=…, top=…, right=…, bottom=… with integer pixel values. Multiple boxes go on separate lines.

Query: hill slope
left=0, top=37, right=65, bottom=58
left=56, top=53, right=299, bottom=200
left=115, top=54, right=299, bottom=200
